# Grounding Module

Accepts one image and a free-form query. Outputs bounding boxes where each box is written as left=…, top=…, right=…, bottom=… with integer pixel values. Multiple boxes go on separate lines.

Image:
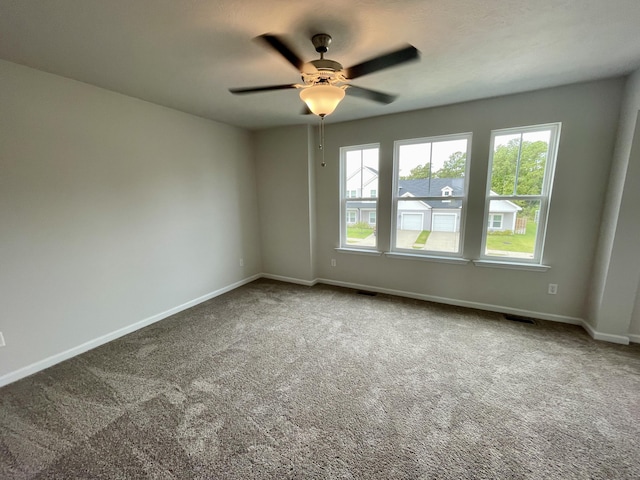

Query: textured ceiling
left=1, top=0, right=640, bottom=129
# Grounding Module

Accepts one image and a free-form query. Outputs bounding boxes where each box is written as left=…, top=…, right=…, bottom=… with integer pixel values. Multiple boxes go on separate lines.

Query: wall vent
left=357, top=290, right=377, bottom=296
left=504, top=314, right=536, bottom=324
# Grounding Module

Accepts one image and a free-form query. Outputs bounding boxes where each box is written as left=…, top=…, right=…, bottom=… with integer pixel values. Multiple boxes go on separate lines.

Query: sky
left=398, top=138, right=468, bottom=177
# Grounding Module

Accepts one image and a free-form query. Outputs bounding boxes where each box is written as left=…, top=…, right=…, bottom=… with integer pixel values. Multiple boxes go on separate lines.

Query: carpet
left=1, top=279, right=639, bottom=479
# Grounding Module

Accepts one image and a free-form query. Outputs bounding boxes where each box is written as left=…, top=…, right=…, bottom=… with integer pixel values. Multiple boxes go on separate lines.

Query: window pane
left=362, top=148, right=379, bottom=196
left=515, top=130, right=551, bottom=195
left=396, top=199, right=460, bottom=253
left=345, top=200, right=376, bottom=246
left=484, top=199, right=541, bottom=259
left=394, top=135, right=470, bottom=256
left=431, top=139, right=469, bottom=187
left=342, top=145, right=379, bottom=250
left=399, top=143, right=432, bottom=180
left=491, top=133, right=520, bottom=195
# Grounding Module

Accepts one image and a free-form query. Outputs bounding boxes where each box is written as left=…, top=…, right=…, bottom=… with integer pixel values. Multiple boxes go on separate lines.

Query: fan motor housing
left=310, top=59, right=343, bottom=72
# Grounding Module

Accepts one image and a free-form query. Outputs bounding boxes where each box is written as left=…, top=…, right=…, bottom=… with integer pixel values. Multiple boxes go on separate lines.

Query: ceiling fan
left=229, top=33, right=420, bottom=117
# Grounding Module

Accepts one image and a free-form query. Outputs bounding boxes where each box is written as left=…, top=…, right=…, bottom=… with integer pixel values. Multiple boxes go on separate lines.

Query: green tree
left=491, top=139, right=548, bottom=219
left=491, top=139, right=547, bottom=196
left=400, top=163, right=430, bottom=180
left=434, top=151, right=466, bottom=178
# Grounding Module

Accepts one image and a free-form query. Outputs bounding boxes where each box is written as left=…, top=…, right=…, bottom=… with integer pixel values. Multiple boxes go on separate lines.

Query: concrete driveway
left=424, top=231, right=459, bottom=252
left=395, top=230, right=459, bottom=253
left=396, top=230, right=421, bottom=248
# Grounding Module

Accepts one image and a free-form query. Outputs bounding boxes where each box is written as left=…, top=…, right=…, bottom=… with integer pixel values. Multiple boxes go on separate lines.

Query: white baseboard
left=2, top=273, right=633, bottom=388
left=579, top=320, right=630, bottom=345
left=0, top=274, right=261, bottom=388
left=317, top=277, right=585, bottom=326
left=628, top=333, right=640, bottom=344
left=261, top=273, right=317, bottom=287
left=315, top=277, right=633, bottom=344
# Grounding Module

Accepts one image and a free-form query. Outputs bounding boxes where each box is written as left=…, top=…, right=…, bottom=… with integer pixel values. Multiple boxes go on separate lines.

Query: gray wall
left=0, top=60, right=262, bottom=380
left=631, top=282, right=640, bottom=337
left=254, top=125, right=316, bottom=283
left=588, top=69, right=640, bottom=338
left=259, top=80, right=625, bottom=327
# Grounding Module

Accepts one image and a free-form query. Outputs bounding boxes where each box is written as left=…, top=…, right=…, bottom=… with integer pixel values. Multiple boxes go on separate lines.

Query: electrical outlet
left=548, top=283, right=558, bottom=295
left=331, top=258, right=336, bottom=267
left=239, top=258, right=244, bottom=267
left=0, top=332, right=5, bottom=347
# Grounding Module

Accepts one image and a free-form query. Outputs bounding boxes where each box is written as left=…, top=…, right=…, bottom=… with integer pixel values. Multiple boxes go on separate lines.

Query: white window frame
left=369, top=211, right=377, bottom=225
left=481, top=123, right=561, bottom=264
left=346, top=210, right=357, bottom=224
left=340, top=144, right=379, bottom=250
left=391, top=133, right=472, bottom=257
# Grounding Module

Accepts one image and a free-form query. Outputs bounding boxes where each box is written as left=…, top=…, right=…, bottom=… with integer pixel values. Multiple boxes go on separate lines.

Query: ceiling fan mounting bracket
left=311, top=34, right=332, bottom=54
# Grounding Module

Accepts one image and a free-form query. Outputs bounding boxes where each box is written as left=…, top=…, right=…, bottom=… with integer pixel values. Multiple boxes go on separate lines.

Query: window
left=392, top=133, right=471, bottom=255
left=482, top=123, right=560, bottom=262
left=341, top=144, right=379, bottom=249
left=488, top=214, right=503, bottom=230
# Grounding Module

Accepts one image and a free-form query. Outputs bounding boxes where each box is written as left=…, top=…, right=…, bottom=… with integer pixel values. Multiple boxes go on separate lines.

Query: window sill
left=473, top=260, right=550, bottom=272
left=385, top=252, right=470, bottom=265
left=335, top=247, right=382, bottom=257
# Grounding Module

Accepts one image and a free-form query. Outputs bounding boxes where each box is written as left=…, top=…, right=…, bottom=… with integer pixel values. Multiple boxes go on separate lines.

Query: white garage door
left=401, top=213, right=423, bottom=230
left=432, top=214, right=456, bottom=232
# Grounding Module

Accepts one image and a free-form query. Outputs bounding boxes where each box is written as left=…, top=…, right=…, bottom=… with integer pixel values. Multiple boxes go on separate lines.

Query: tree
left=491, top=139, right=548, bottom=220
left=434, top=152, right=466, bottom=178
left=490, top=139, right=547, bottom=196
left=400, top=163, right=430, bottom=180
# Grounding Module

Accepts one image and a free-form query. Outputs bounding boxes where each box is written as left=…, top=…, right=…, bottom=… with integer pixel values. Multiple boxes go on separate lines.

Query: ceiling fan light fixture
left=299, top=85, right=345, bottom=117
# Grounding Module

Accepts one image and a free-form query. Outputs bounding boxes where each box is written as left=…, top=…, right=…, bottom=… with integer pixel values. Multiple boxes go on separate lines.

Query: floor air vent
left=357, top=290, right=377, bottom=296
left=504, top=314, right=536, bottom=324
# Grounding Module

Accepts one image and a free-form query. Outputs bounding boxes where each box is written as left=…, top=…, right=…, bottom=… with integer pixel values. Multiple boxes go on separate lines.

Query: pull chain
left=319, top=115, right=326, bottom=167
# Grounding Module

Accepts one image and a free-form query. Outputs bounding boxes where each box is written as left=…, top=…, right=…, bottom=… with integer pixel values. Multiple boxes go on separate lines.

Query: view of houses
left=345, top=168, right=522, bottom=252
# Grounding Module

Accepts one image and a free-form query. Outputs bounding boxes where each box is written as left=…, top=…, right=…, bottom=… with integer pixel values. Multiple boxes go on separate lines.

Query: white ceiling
left=2, top=0, right=640, bottom=130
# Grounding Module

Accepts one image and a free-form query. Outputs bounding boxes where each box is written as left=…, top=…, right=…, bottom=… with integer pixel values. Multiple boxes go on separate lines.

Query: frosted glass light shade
left=300, top=85, right=345, bottom=116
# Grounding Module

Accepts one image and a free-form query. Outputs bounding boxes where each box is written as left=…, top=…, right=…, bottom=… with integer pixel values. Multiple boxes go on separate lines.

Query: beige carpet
left=1, top=279, right=639, bottom=479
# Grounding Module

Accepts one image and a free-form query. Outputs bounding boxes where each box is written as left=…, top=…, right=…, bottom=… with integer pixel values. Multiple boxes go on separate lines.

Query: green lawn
left=412, top=230, right=430, bottom=249
left=486, top=222, right=536, bottom=253
left=347, top=225, right=374, bottom=239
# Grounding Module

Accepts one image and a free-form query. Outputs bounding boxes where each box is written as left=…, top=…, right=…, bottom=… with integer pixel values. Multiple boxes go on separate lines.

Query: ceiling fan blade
left=345, top=45, right=420, bottom=80
left=229, top=84, right=298, bottom=94
left=259, top=34, right=306, bottom=72
left=347, top=84, right=397, bottom=104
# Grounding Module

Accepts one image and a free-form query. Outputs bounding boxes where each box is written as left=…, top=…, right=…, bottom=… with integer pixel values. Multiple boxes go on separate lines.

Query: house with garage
left=347, top=173, right=521, bottom=233
left=397, top=178, right=465, bottom=232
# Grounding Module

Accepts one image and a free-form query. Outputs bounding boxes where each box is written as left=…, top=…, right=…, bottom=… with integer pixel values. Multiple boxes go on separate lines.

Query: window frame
left=340, top=143, right=380, bottom=251
left=481, top=123, right=561, bottom=264
left=391, top=132, right=472, bottom=257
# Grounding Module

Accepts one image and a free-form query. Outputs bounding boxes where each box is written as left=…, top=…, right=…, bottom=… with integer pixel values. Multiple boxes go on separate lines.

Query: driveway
left=396, top=230, right=421, bottom=248
left=424, top=231, right=459, bottom=252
